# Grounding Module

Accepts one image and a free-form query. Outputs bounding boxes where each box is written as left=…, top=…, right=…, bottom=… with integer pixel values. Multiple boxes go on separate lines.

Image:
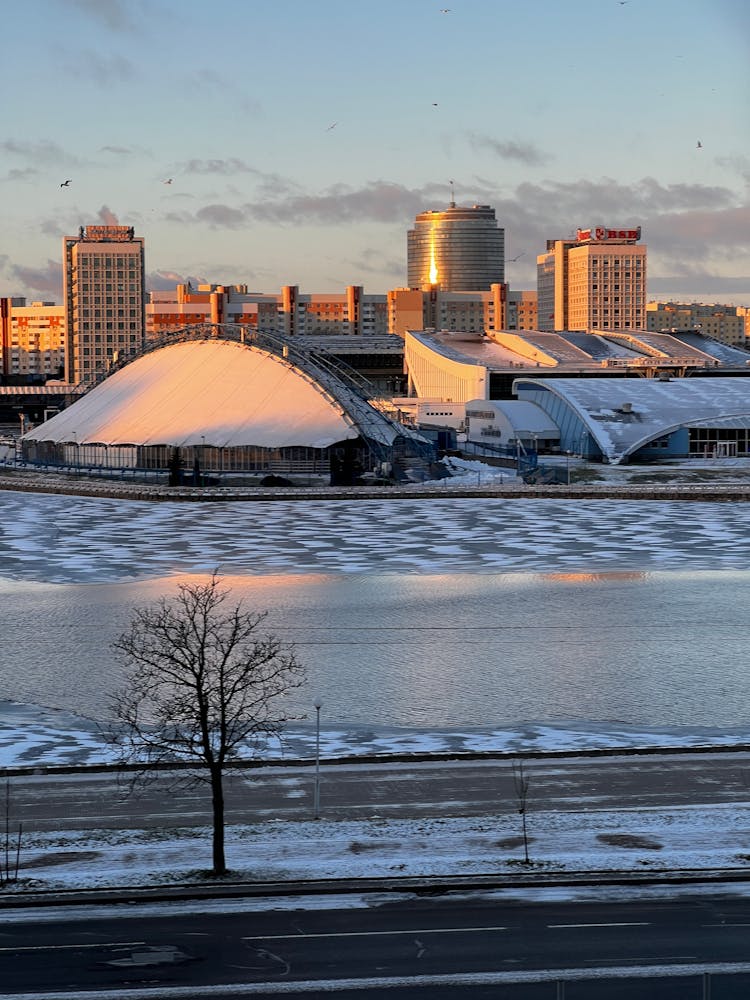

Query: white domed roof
left=23, top=339, right=361, bottom=449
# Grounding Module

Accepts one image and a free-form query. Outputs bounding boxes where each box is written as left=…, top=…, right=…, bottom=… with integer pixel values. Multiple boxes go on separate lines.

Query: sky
left=1, top=0, right=749, bottom=307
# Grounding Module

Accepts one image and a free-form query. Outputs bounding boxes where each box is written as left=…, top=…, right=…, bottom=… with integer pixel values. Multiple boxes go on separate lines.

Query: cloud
left=648, top=205, right=750, bottom=261
left=504, top=177, right=734, bottom=231
left=716, top=155, right=750, bottom=186
left=182, top=69, right=261, bottom=115
left=648, top=273, right=750, bottom=302
left=195, top=204, right=246, bottom=229
left=63, top=51, right=134, bottom=84
left=7, top=260, right=63, bottom=299
left=100, top=145, right=152, bottom=159
left=0, top=139, right=75, bottom=165
left=465, top=175, right=749, bottom=290
left=96, top=205, right=120, bottom=225
left=348, top=247, right=404, bottom=279
left=249, top=181, right=428, bottom=225
left=147, top=270, right=208, bottom=291
left=57, top=0, right=140, bottom=32
left=468, top=132, right=551, bottom=166
left=181, top=158, right=259, bottom=176
left=156, top=175, right=749, bottom=305
left=2, top=167, right=39, bottom=183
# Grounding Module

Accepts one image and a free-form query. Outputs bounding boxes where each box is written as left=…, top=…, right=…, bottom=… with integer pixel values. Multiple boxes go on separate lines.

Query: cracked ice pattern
left=1, top=492, right=749, bottom=584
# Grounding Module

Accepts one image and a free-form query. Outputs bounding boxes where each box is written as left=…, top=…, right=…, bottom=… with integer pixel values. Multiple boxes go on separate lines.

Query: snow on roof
left=669, top=331, right=750, bottom=366
left=514, top=376, right=750, bottom=464
left=412, top=329, right=650, bottom=371
left=22, top=339, right=361, bottom=449
left=466, top=398, right=560, bottom=435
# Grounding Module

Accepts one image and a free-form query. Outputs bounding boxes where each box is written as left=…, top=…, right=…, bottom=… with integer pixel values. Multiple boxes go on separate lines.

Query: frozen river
left=1, top=489, right=749, bottom=736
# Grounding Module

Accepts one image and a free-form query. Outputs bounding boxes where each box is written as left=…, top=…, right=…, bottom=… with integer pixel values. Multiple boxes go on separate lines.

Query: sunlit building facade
left=646, top=301, right=748, bottom=348
left=537, top=227, right=647, bottom=333
left=407, top=203, right=505, bottom=291
left=507, top=290, right=538, bottom=331
left=146, top=284, right=388, bottom=340
left=388, top=284, right=508, bottom=336
left=0, top=298, right=65, bottom=379
left=63, top=225, right=146, bottom=385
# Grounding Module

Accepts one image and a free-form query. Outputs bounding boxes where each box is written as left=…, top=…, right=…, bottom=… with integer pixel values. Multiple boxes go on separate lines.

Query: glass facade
left=407, top=205, right=505, bottom=291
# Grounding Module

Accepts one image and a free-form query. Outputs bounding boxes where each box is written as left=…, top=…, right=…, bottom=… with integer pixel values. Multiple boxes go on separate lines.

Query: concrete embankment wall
left=1, top=471, right=750, bottom=502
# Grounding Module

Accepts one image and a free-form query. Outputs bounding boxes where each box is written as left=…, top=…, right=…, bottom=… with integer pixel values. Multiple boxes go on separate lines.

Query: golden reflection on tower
left=429, top=224, right=438, bottom=284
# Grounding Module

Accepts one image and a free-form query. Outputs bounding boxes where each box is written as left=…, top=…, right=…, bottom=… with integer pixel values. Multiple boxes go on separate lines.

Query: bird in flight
left=440, top=7, right=451, bottom=12
left=163, top=178, right=173, bottom=184
left=326, top=122, right=338, bottom=131
left=696, top=140, right=703, bottom=148
left=60, top=179, right=72, bottom=187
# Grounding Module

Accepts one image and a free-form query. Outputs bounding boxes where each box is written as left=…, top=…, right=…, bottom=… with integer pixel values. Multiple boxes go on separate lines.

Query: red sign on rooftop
left=576, top=226, right=641, bottom=243
left=83, top=225, right=135, bottom=242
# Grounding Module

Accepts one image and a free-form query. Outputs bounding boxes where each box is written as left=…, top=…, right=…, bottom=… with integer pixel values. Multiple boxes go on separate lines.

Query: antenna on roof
left=449, top=179, right=455, bottom=208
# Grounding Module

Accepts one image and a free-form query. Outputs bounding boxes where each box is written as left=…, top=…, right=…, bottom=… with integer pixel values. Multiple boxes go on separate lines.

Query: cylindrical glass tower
left=407, top=203, right=505, bottom=291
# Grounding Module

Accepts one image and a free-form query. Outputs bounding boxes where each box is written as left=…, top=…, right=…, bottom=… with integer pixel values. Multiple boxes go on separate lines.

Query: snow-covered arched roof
left=22, top=339, right=365, bottom=449
left=513, top=376, right=750, bottom=464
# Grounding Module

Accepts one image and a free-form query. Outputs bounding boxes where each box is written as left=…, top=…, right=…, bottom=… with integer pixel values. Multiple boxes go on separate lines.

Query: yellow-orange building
left=646, top=301, right=748, bottom=348
left=388, top=284, right=509, bottom=336
left=146, top=284, right=388, bottom=340
left=537, top=227, right=647, bottom=333
left=0, top=297, right=65, bottom=379
left=63, top=225, right=146, bottom=385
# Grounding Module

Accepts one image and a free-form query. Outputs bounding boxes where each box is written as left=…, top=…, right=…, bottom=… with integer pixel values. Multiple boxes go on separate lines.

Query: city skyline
left=1, top=0, right=748, bottom=306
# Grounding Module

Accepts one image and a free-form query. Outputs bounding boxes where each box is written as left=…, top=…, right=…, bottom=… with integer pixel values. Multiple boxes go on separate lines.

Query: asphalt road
left=9, top=750, right=750, bottom=834
left=4, top=889, right=750, bottom=997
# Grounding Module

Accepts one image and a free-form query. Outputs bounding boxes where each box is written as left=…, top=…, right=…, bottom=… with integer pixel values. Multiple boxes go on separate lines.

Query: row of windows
left=78, top=326, right=140, bottom=335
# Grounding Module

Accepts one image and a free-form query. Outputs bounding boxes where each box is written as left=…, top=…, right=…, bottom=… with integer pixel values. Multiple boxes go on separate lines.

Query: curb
left=3, top=868, right=750, bottom=911
left=4, top=742, right=750, bottom=779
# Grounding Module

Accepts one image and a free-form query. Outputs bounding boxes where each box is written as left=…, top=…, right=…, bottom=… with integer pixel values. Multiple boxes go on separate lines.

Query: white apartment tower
left=63, top=225, right=146, bottom=385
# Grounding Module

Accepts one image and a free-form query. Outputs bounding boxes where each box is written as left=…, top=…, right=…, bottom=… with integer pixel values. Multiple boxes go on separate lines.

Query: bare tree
left=109, top=573, right=306, bottom=876
left=2, top=780, right=22, bottom=886
left=511, top=758, right=532, bottom=864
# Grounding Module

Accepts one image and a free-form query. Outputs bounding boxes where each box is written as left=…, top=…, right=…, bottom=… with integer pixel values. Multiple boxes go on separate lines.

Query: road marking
left=242, top=925, right=509, bottom=941
left=548, top=922, right=649, bottom=929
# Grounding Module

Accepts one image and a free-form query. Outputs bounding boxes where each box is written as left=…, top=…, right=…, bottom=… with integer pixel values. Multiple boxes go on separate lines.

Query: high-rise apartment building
left=537, top=227, right=646, bottom=333
left=0, top=298, right=65, bottom=379
left=63, top=225, right=146, bottom=385
left=407, top=202, right=505, bottom=291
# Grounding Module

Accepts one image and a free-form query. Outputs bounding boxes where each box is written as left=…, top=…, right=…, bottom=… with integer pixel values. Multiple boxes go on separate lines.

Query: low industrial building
left=402, top=328, right=750, bottom=464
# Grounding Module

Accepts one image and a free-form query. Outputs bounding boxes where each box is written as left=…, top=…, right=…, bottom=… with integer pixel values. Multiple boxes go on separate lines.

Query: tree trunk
left=210, top=765, right=226, bottom=876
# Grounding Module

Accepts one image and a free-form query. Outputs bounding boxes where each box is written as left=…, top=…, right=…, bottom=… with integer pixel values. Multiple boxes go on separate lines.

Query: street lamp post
left=313, top=698, right=322, bottom=819
left=566, top=450, right=571, bottom=485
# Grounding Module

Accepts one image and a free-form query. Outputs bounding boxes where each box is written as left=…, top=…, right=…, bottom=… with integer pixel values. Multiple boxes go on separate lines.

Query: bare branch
left=105, top=573, right=306, bottom=874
